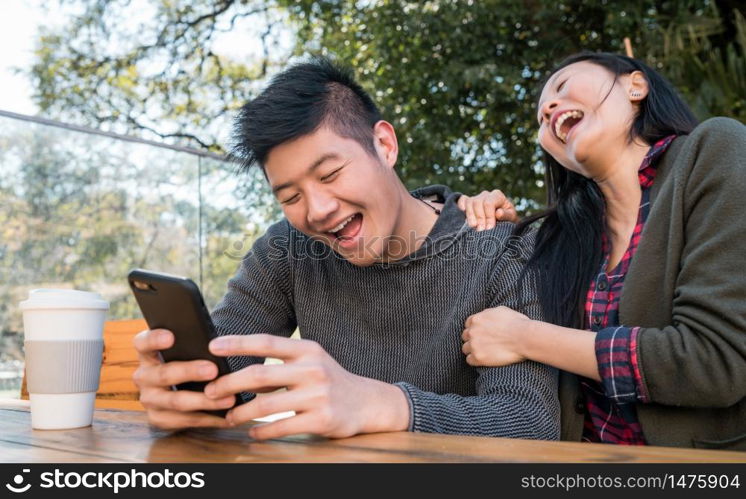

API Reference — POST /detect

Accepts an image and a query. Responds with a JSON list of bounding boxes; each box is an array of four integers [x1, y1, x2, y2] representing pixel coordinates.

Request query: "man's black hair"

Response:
[[231, 56, 382, 172]]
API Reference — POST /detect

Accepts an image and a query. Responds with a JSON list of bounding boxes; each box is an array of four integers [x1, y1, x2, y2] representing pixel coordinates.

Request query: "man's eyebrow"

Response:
[[271, 152, 342, 194]]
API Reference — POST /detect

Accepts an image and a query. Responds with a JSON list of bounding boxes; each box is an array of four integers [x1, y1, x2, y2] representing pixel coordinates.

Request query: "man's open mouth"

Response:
[[553, 110, 584, 143], [326, 213, 363, 242]]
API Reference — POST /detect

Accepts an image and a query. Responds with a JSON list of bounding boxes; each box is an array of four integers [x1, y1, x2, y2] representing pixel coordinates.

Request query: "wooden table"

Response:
[[1, 401, 745, 463]]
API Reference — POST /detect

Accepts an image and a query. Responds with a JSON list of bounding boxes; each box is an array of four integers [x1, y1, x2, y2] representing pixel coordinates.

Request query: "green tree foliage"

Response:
[[282, 0, 746, 204], [30, 0, 290, 151], [659, 7, 746, 119], [28, 0, 746, 206]]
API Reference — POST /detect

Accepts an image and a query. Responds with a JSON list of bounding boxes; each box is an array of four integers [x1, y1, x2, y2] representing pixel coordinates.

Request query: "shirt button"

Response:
[[597, 279, 608, 291], [575, 397, 586, 414]]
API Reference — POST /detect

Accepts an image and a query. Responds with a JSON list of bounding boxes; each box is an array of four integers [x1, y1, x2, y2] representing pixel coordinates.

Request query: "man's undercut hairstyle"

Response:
[[231, 56, 382, 172]]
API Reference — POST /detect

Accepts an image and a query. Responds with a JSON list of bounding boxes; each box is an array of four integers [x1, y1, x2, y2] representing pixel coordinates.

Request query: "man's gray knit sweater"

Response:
[[211, 185, 559, 439]]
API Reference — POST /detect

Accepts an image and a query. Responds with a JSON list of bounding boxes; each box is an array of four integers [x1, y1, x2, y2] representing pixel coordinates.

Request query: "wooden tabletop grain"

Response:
[[1, 402, 744, 463]]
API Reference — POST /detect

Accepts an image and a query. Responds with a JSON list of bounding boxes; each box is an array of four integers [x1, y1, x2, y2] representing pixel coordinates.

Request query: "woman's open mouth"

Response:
[[553, 110, 584, 143]]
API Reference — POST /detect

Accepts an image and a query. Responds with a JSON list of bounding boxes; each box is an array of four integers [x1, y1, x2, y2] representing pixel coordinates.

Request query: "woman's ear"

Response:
[[372, 120, 398, 169], [627, 71, 649, 102]]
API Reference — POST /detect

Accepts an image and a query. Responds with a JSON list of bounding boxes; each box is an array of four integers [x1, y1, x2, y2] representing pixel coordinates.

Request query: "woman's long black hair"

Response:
[[518, 52, 699, 328]]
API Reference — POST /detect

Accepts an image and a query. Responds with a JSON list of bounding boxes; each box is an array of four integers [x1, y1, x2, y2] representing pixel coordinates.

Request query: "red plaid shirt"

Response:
[[581, 135, 676, 445]]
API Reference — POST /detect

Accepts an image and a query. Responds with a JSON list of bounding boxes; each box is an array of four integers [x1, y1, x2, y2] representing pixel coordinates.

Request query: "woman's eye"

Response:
[[557, 79, 567, 92]]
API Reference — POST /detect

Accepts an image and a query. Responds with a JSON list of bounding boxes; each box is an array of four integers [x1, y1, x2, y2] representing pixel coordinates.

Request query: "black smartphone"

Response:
[[127, 268, 241, 416]]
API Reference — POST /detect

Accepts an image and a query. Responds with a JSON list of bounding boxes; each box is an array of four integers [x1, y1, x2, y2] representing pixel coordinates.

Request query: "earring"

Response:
[[631, 90, 642, 98]]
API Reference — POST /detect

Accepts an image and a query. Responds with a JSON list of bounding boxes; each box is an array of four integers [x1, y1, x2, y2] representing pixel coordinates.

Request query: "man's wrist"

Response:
[[359, 378, 411, 434]]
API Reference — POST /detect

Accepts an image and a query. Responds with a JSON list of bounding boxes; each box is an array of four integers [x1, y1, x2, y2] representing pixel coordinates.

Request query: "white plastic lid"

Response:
[[19, 289, 110, 311]]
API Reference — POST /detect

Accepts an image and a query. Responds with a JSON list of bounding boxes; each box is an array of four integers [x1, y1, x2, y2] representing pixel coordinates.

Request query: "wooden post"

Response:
[[624, 37, 634, 58]]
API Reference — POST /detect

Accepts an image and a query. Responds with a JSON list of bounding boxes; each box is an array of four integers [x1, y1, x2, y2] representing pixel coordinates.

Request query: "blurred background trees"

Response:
[[2, 0, 744, 396], [0, 113, 271, 389], [28, 0, 746, 207]]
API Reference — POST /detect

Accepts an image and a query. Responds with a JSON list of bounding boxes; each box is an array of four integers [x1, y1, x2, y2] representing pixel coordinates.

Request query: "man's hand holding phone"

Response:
[[202, 334, 411, 440], [132, 328, 236, 430]]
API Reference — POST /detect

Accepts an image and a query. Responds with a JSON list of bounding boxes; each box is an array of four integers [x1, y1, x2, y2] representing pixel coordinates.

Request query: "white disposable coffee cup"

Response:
[[20, 289, 109, 430]]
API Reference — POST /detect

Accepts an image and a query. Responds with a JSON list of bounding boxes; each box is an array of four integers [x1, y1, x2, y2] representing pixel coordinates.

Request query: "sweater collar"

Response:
[[376, 184, 469, 267]]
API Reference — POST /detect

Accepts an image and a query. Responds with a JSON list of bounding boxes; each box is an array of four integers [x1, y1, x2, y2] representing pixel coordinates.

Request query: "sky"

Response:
[[0, 0, 59, 115]]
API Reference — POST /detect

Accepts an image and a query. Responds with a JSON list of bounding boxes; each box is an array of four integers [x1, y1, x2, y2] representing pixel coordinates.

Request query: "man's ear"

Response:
[[627, 70, 649, 102], [372, 120, 398, 168]]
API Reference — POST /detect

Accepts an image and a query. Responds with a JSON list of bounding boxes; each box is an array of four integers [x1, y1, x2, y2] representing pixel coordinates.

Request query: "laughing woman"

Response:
[[459, 52, 746, 449]]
